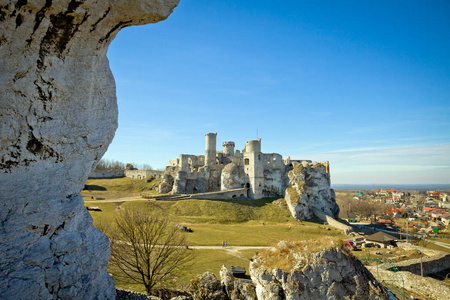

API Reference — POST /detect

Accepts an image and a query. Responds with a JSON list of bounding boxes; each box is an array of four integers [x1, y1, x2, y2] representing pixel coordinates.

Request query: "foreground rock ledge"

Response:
[[0, 1, 179, 298], [249, 237, 389, 299]]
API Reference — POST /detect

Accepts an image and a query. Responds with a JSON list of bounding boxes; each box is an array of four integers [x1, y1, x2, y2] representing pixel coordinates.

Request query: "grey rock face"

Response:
[[220, 266, 256, 300], [0, 0, 179, 298], [249, 238, 389, 300], [189, 272, 228, 300], [172, 171, 188, 194], [159, 174, 175, 194], [284, 161, 339, 220], [221, 163, 246, 190]]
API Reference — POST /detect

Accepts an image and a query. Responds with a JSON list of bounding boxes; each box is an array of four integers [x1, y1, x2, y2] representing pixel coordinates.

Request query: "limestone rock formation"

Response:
[[189, 268, 256, 300], [220, 266, 257, 300], [249, 237, 389, 300], [189, 272, 228, 300], [284, 161, 339, 220], [0, 0, 179, 298], [172, 171, 188, 194], [221, 163, 246, 190], [159, 174, 175, 194]]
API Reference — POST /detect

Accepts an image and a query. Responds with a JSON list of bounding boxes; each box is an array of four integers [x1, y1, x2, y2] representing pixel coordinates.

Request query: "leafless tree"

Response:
[[95, 158, 125, 170], [109, 208, 194, 294]]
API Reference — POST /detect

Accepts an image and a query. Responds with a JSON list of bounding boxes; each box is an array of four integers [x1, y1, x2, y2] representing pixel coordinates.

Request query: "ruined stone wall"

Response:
[[391, 243, 450, 275], [125, 169, 163, 179], [0, 1, 179, 298], [89, 169, 125, 179], [368, 267, 450, 300], [262, 153, 287, 197]]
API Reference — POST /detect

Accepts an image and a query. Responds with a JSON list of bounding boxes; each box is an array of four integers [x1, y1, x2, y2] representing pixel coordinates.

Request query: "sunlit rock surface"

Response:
[[0, 0, 179, 298], [284, 161, 339, 220], [249, 238, 389, 300]]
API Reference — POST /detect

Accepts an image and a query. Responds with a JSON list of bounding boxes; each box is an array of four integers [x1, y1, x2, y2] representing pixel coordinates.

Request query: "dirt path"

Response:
[[84, 196, 147, 203], [188, 246, 270, 250]]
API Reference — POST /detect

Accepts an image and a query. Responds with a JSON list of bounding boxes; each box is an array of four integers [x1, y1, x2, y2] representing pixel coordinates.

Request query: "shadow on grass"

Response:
[[84, 184, 107, 191]]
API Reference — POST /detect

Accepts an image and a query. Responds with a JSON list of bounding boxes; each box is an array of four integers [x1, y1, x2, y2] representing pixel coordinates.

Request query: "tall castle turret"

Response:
[[222, 141, 235, 156], [205, 133, 217, 167], [243, 139, 264, 199]]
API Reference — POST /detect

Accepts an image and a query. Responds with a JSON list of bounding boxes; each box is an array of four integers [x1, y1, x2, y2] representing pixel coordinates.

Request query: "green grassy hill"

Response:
[[83, 177, 345, 291]]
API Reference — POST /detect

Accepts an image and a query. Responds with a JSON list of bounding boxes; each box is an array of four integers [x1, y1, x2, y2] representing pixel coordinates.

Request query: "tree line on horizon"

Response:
[[94, 158, 154, 171]]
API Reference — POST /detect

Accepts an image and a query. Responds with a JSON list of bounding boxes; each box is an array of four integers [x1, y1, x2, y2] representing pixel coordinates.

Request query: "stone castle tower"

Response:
[[222, 141, 235, 156], [243, 139, 264, 199], [205, 132, 217, 167]]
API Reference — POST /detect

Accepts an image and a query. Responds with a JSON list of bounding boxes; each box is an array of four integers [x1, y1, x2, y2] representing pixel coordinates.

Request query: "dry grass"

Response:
[[255, 236, 340, 271], [81, 177, 160, 200]]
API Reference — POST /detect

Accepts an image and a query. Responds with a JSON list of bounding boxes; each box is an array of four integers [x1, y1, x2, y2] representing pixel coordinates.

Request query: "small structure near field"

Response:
[[365, 232, 397, 248]]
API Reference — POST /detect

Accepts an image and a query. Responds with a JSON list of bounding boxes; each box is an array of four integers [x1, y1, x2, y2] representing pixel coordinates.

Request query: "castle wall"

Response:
[[192, 188, 248, 200], [263, 169, 285, 197], [125, 169, 163, 179], [263, 153, 285, 169], [88, 169, 125, 179]]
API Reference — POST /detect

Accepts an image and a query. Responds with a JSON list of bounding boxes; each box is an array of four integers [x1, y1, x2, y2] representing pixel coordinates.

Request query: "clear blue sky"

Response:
[[104, 0, 450, 184]]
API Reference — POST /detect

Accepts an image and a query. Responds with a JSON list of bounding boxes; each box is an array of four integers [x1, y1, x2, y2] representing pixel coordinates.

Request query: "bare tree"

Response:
[[351, 200, 386, 221], [109, 209, 194, 294], [95, 158, 125, 170]]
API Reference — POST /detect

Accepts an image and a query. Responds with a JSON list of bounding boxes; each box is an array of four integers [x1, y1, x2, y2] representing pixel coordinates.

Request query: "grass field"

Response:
[[83, 178, 347, 290], [83, 177, 450, 293], [82, 177, 160, 200]]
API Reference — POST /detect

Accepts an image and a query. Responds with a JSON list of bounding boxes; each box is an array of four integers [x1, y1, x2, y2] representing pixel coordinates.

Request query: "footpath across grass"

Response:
[[83, 178, 343, 290]]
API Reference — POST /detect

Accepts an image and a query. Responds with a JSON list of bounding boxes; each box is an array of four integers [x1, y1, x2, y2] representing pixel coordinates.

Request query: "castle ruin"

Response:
[[158, 133, 330, 200]]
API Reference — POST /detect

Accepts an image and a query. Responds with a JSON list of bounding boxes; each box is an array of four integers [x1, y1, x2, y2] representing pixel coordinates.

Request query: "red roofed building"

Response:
[[386, 207, 402, 216]]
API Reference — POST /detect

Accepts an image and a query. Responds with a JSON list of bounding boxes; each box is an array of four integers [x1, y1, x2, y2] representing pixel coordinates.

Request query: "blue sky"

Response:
[[103, 0, 450, 184]]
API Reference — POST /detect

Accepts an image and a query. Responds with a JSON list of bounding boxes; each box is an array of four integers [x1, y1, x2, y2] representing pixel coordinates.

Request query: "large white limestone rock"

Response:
[[0, 0, 179, 298], [221, 163, 246, 190], [284, 161, 339, 220], [249, 237, 389, 300]]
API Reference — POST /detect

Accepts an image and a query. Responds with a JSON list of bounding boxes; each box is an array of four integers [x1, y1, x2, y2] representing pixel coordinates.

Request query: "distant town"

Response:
[[336, 188, 450, 240]]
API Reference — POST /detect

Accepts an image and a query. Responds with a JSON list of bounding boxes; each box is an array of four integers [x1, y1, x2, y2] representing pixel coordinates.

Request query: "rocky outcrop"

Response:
[[189, 272, 228, 300], [220, 266, 257, 300], [249, 237, 389, 299], [164, 168, 216, 195], [159, 174, 175, 194], [221, 163, 246, 190], [284, 161, 339, 220], [189, 268, 256, 300], [0, 0, 179, 298]]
